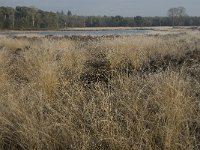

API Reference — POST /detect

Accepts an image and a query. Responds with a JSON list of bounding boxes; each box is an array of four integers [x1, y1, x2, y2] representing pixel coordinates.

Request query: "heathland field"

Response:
[[0, 32, 200, 149]]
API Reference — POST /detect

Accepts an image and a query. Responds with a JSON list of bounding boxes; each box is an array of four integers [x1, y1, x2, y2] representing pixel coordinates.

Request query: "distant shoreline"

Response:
[[0, 26, 173, 32], [0, 26, 198, 32], [0, 26, 199, 38]]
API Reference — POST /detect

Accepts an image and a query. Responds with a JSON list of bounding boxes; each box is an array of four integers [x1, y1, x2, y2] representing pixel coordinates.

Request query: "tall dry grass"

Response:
[[0, 33, 200, 150]]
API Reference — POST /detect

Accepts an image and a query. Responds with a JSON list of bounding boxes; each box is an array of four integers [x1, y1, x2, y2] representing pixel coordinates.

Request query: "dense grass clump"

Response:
[[0, 33, 200, 150]]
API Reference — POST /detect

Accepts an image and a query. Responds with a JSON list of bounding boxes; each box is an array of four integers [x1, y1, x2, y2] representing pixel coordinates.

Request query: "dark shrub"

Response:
[[81, 52, 111, 86]]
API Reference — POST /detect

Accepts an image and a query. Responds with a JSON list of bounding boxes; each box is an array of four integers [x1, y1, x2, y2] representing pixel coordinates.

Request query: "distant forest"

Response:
[[1, 6, 200, 30]]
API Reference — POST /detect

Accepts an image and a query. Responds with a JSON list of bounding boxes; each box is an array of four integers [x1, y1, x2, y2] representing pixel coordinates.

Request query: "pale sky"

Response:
[[0, 0, 199, 17]]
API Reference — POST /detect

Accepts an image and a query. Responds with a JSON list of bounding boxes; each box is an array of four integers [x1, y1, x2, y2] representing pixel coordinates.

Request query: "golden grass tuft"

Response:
[[0, 37, 30, 50], [99, 36, 175, 70]]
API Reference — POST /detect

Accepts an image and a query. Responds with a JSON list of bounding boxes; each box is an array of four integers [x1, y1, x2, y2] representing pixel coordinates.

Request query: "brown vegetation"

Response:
[[0, 33, 200, 150]]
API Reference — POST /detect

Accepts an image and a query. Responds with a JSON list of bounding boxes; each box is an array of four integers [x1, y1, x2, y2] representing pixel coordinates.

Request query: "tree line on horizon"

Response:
[[0, 6, 200, 30]]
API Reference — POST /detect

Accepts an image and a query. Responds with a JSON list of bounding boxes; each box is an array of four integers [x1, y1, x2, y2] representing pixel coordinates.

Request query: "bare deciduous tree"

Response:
[[30, 6, 38, 27], [168, 7, 187, 27]]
